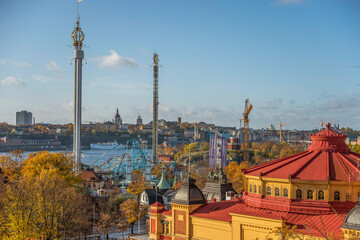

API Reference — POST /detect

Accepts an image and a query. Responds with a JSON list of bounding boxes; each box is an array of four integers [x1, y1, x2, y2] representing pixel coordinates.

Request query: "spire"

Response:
[[157, 167, 171, 190], [116, 108, 119, 115], [172, 174, 178, 188]]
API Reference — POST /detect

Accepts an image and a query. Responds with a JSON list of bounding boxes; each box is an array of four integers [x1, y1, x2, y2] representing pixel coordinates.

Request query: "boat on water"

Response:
[[90, 141, 126, 150]]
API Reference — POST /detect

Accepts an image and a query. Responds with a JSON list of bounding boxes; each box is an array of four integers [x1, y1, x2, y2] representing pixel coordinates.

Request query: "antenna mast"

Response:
[[152, 53, 159, 164]]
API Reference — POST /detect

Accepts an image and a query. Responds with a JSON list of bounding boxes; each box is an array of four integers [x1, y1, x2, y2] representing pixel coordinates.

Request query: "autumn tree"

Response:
[[127, 169, 149, 196], [151, 164, 174, 181], [0, 150, 23, 182], [21, 151, 81, 185], [266, 224, 304, 240], [96, 213, 113, 240], [120, 199, 147, 234], [189, 165, 208, 190], [200, 142, 210, 152], [224, 161, 251, 193], [0, 151, 91, 239]]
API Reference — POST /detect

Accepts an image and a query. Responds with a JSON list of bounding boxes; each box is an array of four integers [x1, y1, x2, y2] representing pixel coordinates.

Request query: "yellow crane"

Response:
[[243, 99, 253, 162], [277, 122, 289, 143], [317, 120, 337, 131]]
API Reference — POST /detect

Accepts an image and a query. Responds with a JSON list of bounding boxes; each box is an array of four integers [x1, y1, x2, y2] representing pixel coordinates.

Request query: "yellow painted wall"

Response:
[[231, 213, 283, 240], [191, 217, 232, 240]]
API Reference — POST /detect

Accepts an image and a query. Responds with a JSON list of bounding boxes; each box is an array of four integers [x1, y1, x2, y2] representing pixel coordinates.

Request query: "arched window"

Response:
[[307, 190, 313, 200], [259, 186, 261, 195], [254, 185, 257, 193], [249, 184, 252, 193], [296, 189, 302, 199], [275, 187, 280, 197], [266, 187, 271, 196], [318, 190, 324, 200], [334, 191, 340, 201], [283, 188, 288, 198]]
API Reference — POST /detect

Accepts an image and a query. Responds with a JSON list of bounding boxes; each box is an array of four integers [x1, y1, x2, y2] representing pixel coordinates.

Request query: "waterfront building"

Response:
[[16, 110, 32, 125], [148, 123, 360, 240]]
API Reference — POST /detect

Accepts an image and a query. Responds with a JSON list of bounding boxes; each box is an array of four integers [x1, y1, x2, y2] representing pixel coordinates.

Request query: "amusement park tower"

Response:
[[71, 4, 85, 172], [152, 53, 159, 164]]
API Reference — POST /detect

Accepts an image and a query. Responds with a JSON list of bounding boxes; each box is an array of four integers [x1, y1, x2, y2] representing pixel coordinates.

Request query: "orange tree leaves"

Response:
[[224, 161, 251, 194]]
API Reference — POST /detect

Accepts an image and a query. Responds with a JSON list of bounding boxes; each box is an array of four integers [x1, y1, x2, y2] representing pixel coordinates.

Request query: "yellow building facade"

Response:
[[148, 124, 360, 240]]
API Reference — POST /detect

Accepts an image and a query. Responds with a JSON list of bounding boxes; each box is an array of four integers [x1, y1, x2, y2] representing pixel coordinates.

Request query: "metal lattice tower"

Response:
[[243, 99, 253, 162], [71, 2, 85, 172], [152, 53, 159, 164]]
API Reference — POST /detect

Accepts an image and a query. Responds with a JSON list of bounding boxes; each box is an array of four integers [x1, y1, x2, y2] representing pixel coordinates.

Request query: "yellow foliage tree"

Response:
[[120, 199, 147, 234], [0, 150, 23, 182], [20, 151, 81, 185], [224, 161, 251, 193], [127, 169, 149, 196]]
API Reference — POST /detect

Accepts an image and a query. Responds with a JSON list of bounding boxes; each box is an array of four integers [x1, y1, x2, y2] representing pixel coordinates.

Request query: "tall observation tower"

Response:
[[152, 53, 159, 164], [71, 5, 85, 172]]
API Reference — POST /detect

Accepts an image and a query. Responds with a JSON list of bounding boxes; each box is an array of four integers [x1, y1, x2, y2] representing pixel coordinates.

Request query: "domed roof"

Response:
[[342, 202, 360, 230], [171, 177, 206, 205], [244, 124, 360, 182]]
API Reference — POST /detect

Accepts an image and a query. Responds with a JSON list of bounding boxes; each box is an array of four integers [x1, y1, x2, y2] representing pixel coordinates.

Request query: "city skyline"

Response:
[[0, 0, 359, 130]]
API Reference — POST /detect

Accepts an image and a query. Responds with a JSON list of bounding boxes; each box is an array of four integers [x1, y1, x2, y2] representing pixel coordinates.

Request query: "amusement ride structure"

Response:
[[89, 139, 152, 182]]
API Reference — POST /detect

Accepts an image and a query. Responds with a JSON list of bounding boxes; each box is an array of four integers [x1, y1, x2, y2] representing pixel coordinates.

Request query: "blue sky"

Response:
[[0, 0, 359, 130]]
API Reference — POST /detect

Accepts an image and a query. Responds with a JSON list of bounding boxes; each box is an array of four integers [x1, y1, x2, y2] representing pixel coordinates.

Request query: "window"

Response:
[[267, 187, 271, 196], [283, 188, 288, 198], [162, 222, 169, 235], [249, 184, 252, 193], [307, 190, 313, 200], [275, 187, 280, 197], [334, 191, 340, 201], [259, 186, 261, 195], [318, 190, 324, 200], [296, 189, 302, 199], [254, 185, 257, 193]]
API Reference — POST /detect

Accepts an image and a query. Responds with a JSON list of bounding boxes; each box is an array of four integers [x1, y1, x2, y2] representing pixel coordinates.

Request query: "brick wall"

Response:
[[174, 210, 186, 235]]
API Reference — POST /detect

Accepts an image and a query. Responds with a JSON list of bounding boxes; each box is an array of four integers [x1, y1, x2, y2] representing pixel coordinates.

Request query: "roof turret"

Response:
[[157, 167, 171, 190], [307, 123, 349, 153], [171, 177, 206, 205], [342, 202, 360, 231]]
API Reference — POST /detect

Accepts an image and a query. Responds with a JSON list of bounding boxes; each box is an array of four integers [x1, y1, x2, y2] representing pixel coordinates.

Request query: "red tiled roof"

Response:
[[244, 124, 360, 182], [162, 210, 172, 215], [80, 170, 101, 182], [151, 202, 165, 207], [190, 199, 346, 238]]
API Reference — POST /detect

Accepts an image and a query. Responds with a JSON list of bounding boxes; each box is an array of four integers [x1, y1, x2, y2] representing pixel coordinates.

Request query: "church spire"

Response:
[[157, 166, 171, 190]]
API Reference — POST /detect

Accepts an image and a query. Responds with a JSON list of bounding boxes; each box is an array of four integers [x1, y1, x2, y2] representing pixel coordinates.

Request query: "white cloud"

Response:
[[98, 50, 138, 68], [46, 61, 60, 71], [1, 76, 25, 87], [62, 99, 74, 112], [32, 75, 49, 83], [0, 59, 31, 67], [272, 0, 303, 5]]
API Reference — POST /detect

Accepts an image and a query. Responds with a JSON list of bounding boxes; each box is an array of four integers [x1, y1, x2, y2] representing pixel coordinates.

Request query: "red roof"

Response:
[[191, 199, 346, 238], [80, 170, 101, 182], [151, 202, 165, 207], [244, 124, 360, 182]]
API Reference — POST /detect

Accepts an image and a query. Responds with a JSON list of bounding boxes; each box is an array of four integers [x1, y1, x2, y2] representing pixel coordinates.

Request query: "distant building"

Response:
[[16, 110, 32, 125], [227, 137, 241, 150], [177, 117, 181, 124], [136, 114, 143, 125], [113, 108, 122, 126]]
